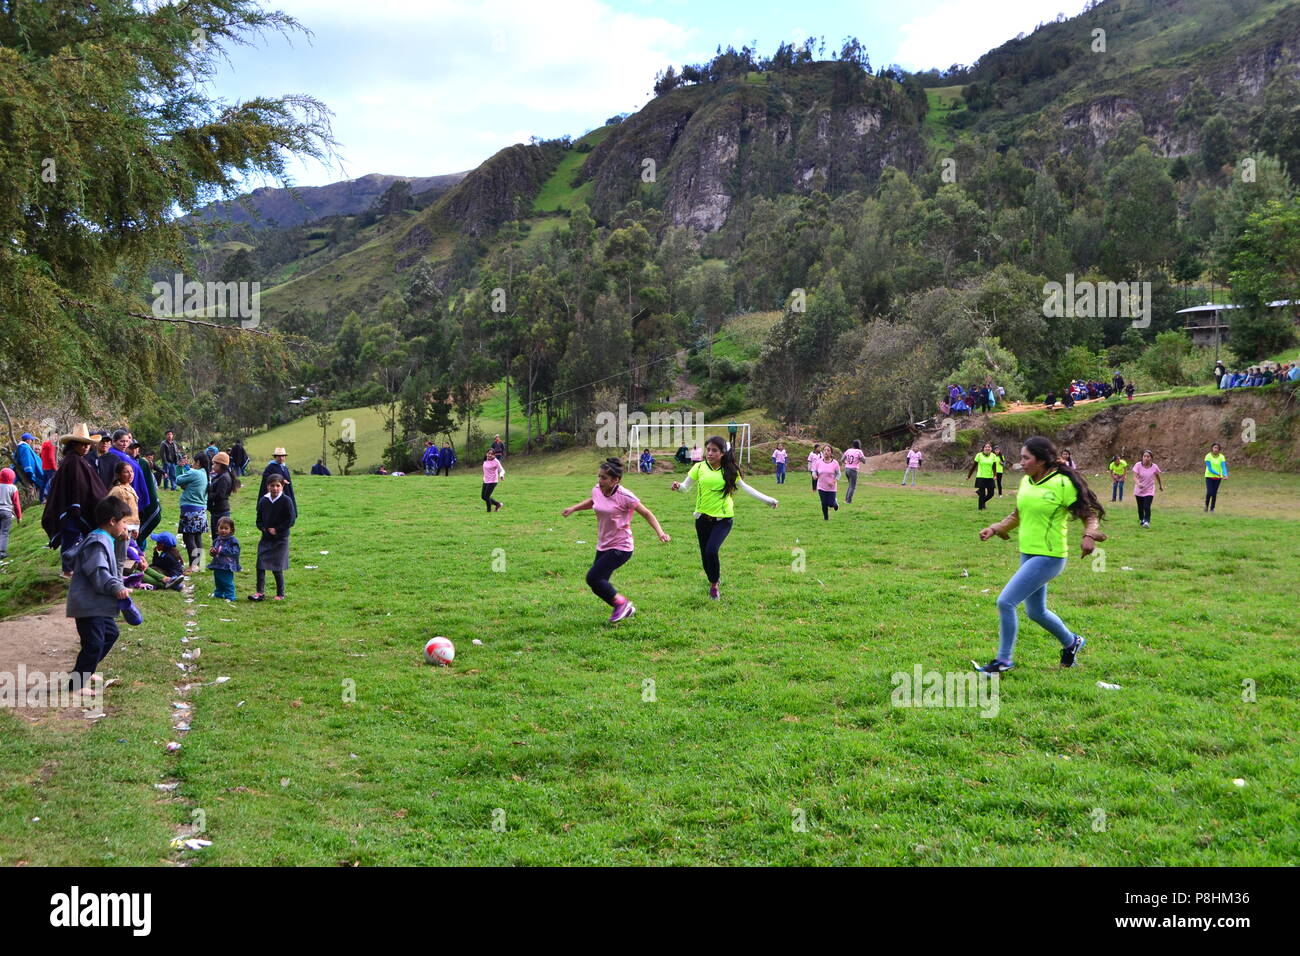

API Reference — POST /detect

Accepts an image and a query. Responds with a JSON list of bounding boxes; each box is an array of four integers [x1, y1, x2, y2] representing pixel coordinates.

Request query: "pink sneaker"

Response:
[[610, 600, 636, 623]]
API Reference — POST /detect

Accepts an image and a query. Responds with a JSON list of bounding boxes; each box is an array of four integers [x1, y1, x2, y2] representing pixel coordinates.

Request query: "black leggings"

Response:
[[995, 471, 1003, 495], [975, 477, 996, 509], [587, 549, 633, 606], [439, 464, 451, 476], [818, 489, 838, 520], [481, 482, 500, 512], [694, 515, 733, 585], [1136, 494, 1153, 524], [256, 568, 285, 597], [1205, 477, 1221, 510]]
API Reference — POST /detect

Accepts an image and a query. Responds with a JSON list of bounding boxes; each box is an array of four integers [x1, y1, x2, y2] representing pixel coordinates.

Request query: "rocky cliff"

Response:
[[578, 65, 927, 233]]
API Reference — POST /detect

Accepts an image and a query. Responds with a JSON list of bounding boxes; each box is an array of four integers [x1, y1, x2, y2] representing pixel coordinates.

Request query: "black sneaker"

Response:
[[974, 658, 1015, 674], [1060, 635, 1086, 668]]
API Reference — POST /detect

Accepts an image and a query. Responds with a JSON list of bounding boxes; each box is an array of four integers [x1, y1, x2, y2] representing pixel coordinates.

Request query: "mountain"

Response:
[[931, 0, 1300, 161], [189, 171, 469, 230]]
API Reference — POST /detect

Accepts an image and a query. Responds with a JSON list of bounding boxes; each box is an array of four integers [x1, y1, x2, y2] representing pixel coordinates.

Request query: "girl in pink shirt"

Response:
[[562, 457, 671, 623], [1131, 450, 1164, 528], [814, 446, 841, 520], [481, 450, 505, 512], [902, 447, 923, 486], [841, 440, 866, 503], [807, 444, 822, 491]]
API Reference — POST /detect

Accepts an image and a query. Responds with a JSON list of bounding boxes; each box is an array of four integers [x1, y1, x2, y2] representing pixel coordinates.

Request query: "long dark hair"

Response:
[[1022, 436, 1105, 522], [113, 459, 133, 484], [705, 435, 740, 497]]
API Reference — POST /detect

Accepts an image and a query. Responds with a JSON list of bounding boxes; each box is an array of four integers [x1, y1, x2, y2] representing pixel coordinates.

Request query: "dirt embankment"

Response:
[[866, 390, 1298, 472]]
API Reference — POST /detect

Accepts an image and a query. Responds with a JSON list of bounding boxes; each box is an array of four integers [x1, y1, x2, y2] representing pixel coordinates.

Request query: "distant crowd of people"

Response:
[[938, 382, 1004, 417], [1215, 359, 1298, 389]]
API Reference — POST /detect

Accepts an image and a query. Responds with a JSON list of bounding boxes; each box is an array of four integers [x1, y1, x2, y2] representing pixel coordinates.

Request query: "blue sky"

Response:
[[208, 0, 1089, 188]]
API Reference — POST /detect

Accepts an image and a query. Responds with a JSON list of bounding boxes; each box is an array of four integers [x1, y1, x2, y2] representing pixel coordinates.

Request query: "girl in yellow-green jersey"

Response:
[[671, 435, 777, 601], [1204, 442, 1228, 512], [975, 436, 1107, 674]]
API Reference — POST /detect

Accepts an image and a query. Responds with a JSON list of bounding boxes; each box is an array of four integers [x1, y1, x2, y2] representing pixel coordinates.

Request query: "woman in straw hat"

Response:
[[41, 424, 109, 577]]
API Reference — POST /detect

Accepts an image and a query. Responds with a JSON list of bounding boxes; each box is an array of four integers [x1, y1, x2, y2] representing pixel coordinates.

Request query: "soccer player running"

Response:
[[841, 440, 866, 504], [1131, 450, 1164, 528], [974, 436, 1107, 674], [562, 457, 670, 623], [814, 445, 841, 520], [965, 442, 1000, 510], [671, 435, 777, 601]]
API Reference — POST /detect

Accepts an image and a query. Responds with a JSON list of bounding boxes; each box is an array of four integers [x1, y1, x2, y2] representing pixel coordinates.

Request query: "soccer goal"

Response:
[[628, 421, 751, 465]]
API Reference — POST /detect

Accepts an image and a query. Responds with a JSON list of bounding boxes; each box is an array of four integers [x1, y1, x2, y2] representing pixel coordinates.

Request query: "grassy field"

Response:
[[1, 457, 1296, 865], [244, 384, 527, 472], [532, 127, 611, 214]]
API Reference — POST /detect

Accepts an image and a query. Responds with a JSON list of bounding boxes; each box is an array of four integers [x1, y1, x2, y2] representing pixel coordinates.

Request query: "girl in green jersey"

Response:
[[671, 435, 777, 601], [975, 436, 1107, 673], [966, 442, 1000, 510]]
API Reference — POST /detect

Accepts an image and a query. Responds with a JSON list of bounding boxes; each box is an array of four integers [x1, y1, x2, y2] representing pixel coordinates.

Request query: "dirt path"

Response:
[[0, 604, 102, 726]]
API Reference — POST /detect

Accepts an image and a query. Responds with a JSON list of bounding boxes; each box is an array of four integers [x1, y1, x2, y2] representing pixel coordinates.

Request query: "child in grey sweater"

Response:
[[67, 495, 132, 692]]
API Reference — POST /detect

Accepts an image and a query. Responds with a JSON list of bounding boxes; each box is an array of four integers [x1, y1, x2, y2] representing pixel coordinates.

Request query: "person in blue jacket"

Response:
[[422, 441, 440, 476], [439, 445, 456, 477], [14, 433, 45, 500]]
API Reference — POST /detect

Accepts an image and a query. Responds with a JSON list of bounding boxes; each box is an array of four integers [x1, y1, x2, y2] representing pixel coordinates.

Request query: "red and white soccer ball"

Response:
[[424, 636, 455, 666]]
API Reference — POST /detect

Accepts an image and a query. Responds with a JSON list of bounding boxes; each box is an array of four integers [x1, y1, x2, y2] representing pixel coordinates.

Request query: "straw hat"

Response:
[[273, 447, 288, 457], [60, 423, 94, 446]]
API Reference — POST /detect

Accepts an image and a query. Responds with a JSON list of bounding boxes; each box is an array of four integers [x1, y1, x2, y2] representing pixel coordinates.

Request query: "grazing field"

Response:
[[0, 462, 1296, 865]]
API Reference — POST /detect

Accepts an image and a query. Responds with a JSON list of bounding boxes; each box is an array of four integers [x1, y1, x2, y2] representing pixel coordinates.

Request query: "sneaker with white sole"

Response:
[[708, 583, 720, 601], [1060, 635, 1086, 668], [610, 600, 636, 623], [973, 658, 1015, 674]]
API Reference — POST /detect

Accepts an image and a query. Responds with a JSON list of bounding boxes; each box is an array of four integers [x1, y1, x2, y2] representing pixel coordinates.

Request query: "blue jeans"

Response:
[[163, 462, 177, 490], [1112, 479, 1124, 502], [996, 553, 1076, 662], [775, 462, 786, 484]]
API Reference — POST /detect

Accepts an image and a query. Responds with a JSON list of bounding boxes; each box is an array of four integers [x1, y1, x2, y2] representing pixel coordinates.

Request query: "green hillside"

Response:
[[532, 126, 611, 213], [245, 384, 527, 472]]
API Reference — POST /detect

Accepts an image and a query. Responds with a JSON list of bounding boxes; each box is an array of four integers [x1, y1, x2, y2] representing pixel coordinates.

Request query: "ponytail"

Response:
[[705, 436, 740, 497], [1022, 436, 1106, 523], [599, 457, 624, 481]]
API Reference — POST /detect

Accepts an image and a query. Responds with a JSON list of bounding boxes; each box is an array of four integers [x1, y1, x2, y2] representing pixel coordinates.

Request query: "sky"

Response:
[[207, 0, 1091, 188]]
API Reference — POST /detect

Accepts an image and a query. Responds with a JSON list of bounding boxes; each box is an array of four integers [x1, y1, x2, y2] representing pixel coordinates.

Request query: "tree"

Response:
[[329, 437, 357, 476], [0, 0, 335, 412], [315, 405, 333, 464], [940, 338, 1026, 402], [1200, 114, 1233, 175], [1227, 198, 1300, 358], [1101, 147, 1178, 274]]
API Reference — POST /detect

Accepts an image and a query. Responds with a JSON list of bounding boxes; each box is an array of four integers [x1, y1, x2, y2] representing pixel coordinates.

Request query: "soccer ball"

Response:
[[424, 636, 455, 666]]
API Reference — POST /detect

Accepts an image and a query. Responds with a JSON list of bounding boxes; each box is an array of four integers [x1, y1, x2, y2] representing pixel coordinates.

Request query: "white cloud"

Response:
[[212, 0, 701, 185], [893, 0, 1090, 72]]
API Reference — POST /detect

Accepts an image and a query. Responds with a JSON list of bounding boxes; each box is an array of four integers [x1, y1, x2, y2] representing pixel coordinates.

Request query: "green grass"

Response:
[[710, 310, 781, 364], [532, 127, 610, 213], [2, 463, 1296, 865], [245, 384, 527, 472]]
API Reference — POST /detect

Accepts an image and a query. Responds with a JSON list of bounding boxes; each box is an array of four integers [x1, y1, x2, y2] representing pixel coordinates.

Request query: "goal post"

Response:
[[627, 422, 751, 466]]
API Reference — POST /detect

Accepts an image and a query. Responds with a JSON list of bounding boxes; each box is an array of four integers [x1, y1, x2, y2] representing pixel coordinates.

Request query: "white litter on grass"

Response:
[[1232, 778, 1247, 787], [174, 663, 188, 672], [319, 550, 329, 555], [180, 636, 189, 644], [303, 565, 319, 570], [1097, 681, 1123, 690], [165, 741, 181, 752], [1121, 566, 1134, 571], [280, 778, 291, 788], [472, 639, 483, 646], [219, 618, 234, 622], [170, 837, 212, 851], [213, 676, 230, 684], [960, 569, 969, 577], [576, 540, 586, 544], [174, 723, 191, 733], [981, 588, 992, 594], [172, 702, 190, 710], [237, 700, 245, 707], [154, 782, 179, 792]]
